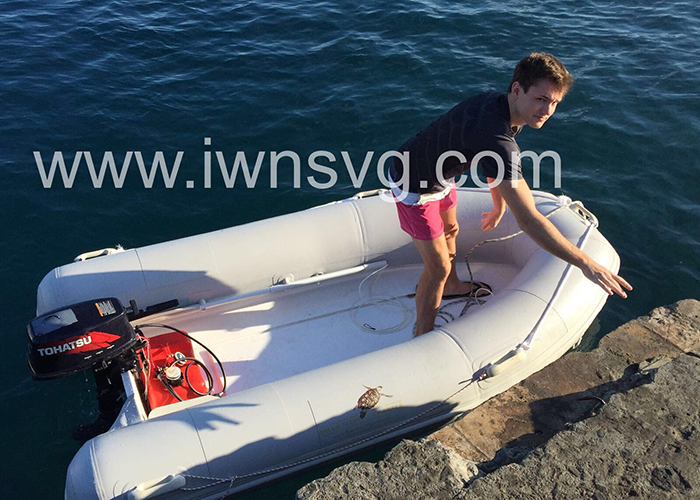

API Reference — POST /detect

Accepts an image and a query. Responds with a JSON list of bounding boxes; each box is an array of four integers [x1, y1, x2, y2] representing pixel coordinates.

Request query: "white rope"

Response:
[[350, 263, 413, 334]]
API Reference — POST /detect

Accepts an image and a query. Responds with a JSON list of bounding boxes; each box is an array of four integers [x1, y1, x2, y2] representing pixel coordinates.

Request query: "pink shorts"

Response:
[[394, 188, 457, 240]]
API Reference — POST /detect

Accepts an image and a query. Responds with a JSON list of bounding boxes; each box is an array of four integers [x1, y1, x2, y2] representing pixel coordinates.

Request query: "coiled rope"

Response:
[[350, 263, 414, 334]]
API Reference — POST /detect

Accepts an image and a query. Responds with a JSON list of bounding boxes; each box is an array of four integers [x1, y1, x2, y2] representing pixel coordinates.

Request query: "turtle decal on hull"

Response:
[[356, 385, 392, 419]]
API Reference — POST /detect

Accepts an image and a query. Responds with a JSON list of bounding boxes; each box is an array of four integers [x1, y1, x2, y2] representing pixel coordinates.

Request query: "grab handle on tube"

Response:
[[485, 347, 528, 378], [127, 474, 186, 500]]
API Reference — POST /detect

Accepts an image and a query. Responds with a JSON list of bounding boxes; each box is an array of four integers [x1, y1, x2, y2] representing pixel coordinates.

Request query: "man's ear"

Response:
[[511, 81, 522, 96]]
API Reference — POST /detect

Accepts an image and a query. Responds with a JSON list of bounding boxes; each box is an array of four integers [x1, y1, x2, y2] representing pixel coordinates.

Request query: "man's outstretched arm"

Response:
[[496, 179, 632, 298]]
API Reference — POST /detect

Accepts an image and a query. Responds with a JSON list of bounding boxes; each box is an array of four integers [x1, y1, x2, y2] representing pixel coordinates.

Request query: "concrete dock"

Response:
[[297, 299, 700, 499]]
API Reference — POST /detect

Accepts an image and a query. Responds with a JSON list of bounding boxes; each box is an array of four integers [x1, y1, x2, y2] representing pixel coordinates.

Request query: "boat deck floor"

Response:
[[143, 262, 520, 397]]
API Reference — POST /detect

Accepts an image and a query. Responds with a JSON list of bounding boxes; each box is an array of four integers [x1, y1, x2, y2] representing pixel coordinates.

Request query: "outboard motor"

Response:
[[27, 298, 145, 440], [27, 298, 140, 380]]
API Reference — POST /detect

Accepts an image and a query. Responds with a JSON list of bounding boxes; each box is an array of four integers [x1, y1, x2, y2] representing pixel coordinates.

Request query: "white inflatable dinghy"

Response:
[[27, 188, 619, 500]]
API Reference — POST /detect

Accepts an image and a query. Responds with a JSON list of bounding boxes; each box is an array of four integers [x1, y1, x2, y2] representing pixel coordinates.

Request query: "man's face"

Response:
[[511, 79, 565, 129]]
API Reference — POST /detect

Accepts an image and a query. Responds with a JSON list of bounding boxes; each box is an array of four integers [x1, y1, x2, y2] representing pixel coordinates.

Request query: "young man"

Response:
[[389, 52, 632, 337]]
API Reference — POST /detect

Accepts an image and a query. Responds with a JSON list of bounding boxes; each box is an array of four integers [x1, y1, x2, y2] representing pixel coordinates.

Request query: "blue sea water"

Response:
[[1, 0, 699, 498]]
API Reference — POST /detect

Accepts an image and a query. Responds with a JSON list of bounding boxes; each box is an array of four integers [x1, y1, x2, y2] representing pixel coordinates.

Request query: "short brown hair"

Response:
[[508, 52, 573, 94]]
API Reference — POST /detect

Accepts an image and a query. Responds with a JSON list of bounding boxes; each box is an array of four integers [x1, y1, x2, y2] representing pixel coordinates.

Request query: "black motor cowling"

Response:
[[27, 298, 139, 380]]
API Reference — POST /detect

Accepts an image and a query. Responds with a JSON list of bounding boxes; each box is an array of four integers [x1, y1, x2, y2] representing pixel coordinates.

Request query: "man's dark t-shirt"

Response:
[[389, 91, 524, 195]]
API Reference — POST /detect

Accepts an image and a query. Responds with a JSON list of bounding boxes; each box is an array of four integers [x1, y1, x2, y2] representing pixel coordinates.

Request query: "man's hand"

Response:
[[484, 177, 506, 231], [481, 209, 505, 231], [579, 256, 633, 298], [496, 178, 632, 299]]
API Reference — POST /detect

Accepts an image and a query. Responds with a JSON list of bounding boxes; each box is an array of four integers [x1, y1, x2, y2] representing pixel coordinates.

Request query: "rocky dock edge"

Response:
[[296, 299, 700, 500]]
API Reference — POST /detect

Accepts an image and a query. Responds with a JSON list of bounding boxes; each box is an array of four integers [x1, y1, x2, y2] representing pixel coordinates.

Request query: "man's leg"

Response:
[[394, 188, 475, 336], [439, 205, 476, 296], [412, 235, 452, 337]]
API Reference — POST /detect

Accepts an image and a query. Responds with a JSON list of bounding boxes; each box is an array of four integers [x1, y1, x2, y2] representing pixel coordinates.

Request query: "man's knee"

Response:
[[443, 221, 459, 239], [424, 254, 451, 282]]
